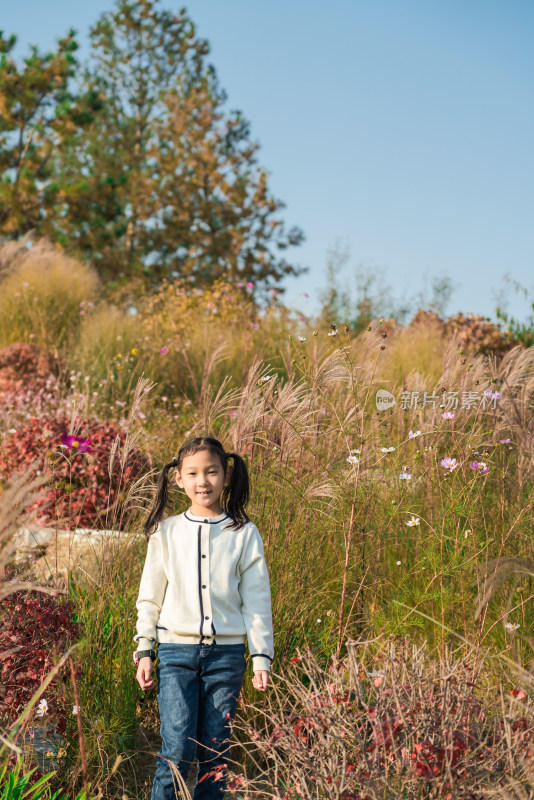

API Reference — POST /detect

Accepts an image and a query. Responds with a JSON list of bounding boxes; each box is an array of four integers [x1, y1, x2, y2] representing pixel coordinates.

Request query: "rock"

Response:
[[14, 526, 144, 585]]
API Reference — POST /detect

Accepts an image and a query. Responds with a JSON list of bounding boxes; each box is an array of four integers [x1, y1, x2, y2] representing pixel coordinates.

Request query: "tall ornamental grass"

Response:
[[0, 241, 100, 352]]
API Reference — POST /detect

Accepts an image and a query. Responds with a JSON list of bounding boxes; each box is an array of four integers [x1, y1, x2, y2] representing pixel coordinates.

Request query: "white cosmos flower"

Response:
[[328, 330, 338, 336], [298, 336, 306, 342], [505, 622, 520, 631], [408, 430, 421, 439], [350, 448, 361, 454], [406, 516, 420, 526], [381, 446, 395, 453], [368, 670, 385, 678], [347, 455, 359, 464], [72, 705, 79, 715], [36, 698, 48, 717], [396, 560, 402, 566]]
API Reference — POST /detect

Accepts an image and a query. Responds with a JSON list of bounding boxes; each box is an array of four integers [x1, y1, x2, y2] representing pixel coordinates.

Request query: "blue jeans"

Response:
[[150, 642, 247, 800]]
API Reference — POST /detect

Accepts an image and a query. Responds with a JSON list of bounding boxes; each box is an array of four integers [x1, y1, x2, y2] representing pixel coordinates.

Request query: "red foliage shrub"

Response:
[[0, 342, 61, 394], [0, 416, 149, 529], [0, 589, 81, 735]]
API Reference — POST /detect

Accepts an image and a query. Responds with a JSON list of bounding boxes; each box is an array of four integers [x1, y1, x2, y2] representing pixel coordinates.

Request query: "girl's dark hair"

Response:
[[143, 436, 250, 540]]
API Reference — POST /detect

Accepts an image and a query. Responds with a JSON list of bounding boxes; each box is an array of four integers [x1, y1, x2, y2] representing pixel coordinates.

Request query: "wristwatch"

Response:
[[133, 649, 156, 666]]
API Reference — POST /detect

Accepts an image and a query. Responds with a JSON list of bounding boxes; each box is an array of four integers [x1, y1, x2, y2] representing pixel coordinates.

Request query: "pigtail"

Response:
[[221, 452, 250, 530], [144, 457, 178, 541]]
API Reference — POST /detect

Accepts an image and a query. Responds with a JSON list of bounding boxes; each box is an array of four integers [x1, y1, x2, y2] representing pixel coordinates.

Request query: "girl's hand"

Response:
[[252, 669, 270, 691], [136, 657, 155, 691]]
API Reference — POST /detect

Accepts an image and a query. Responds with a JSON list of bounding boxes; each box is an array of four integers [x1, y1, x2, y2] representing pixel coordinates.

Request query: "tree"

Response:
[[50, 0, 306, 297], [0, 29, 99, 239]]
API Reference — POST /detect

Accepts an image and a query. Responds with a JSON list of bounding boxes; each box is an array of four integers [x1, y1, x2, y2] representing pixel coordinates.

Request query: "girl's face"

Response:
[[174, 449, 231, 516]]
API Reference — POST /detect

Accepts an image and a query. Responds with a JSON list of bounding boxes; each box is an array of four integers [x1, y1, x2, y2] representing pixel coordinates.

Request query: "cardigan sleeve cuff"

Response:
[[251, 654, 272, 673], [134, 637, 155, 653]]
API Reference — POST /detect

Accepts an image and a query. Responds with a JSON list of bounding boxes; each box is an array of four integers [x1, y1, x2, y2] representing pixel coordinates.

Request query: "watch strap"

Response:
[[133, 649, 156, 665]]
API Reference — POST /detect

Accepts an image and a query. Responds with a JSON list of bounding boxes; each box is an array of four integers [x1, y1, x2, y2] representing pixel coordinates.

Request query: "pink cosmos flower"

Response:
[[61, 434, 92, 453], [469, 461, 489, 475], [440, 456, 459, 472], [159, 347, 168, 355], [236, 282, 244, 288], [250, 322, 259, 329], [246, 282, 254, 289], [230, 410, 237, 418]]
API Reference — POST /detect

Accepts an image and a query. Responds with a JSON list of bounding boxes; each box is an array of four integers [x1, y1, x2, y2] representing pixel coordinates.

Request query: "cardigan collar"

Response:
[[184, 508, 229, 524]]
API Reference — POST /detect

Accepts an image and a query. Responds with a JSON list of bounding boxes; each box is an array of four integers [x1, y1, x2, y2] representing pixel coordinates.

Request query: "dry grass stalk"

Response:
[[0, 468, 62, 600]]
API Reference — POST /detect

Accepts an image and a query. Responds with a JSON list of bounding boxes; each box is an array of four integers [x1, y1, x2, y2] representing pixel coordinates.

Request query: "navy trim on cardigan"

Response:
[[197, 524, 205, 642], [185, 511, 230, 524], [251, 653, 273, 661]]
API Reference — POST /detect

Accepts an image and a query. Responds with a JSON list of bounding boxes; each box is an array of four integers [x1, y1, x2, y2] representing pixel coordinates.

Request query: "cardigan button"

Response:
[[205, 615, 209, 619], [202, 585, 206, 588], [202, 554, 206, 558]]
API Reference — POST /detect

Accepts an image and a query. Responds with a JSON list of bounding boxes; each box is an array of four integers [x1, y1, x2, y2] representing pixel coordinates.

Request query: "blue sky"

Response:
[[4, 0, 534, 324]]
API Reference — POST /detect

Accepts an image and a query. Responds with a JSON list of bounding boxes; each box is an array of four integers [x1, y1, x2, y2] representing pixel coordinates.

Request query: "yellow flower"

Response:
[[131, 347, 139, 356], [116, 353, 122, 358], [117, 365, 123, 371]]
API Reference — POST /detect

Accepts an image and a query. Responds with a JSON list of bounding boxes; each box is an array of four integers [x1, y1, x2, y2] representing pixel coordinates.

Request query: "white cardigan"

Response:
[[133, 509, 274, 673]]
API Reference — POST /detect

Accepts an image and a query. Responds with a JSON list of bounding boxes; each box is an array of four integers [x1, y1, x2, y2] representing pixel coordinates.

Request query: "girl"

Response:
[[133, 436, 274, 800]]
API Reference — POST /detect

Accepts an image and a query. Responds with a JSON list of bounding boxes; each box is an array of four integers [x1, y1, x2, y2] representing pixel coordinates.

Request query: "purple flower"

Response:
[[159, 346, 169, 355], [61, 434, 92, 453], [499, 438, 511, 444], [440, 456, 459, 472]]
